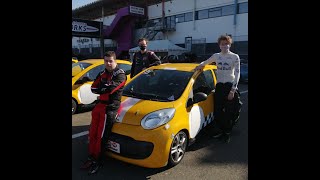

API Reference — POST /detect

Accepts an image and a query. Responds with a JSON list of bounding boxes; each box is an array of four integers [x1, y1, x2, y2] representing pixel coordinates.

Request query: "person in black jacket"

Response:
[[130, 38, 161, 78]]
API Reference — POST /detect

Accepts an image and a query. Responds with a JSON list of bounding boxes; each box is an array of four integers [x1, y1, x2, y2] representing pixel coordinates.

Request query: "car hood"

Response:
[[116, 96, 175, 126]]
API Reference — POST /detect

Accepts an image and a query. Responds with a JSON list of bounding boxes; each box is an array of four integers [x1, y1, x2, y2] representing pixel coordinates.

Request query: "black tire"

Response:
[[72, 99, 77, 115], [168, 131, 188, 167]]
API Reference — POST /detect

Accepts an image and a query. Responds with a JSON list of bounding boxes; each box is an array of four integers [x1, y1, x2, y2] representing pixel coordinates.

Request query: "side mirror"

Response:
[[193, 92, 207, 104], [186, 92, 208, 107], [75, 76, 90, 84], [187, 98, 193, 107], [125, 70, 131, 76], [81, 76, 91, 83]]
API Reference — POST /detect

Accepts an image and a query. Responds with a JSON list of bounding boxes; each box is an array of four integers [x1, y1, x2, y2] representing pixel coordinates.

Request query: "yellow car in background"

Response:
[[106, 63, 217, 168], [72, 58, 78, 64], [72, 59, 132, 114]]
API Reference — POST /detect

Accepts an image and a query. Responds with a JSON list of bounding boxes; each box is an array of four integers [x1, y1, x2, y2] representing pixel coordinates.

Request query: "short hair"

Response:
[[104, 51, 116, 59], [217, 35, 233, 45], [138, 38, 148, 44]]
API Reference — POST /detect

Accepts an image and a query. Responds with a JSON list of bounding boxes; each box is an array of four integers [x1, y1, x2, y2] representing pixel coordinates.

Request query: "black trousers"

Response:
[[99, 109, 117, 161], [214, 82, 240, 134]]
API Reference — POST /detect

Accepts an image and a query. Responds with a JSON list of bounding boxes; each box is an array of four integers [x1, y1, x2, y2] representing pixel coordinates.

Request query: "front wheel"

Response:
[[168, 131, 188, 167], [72, 99, 77, 115]]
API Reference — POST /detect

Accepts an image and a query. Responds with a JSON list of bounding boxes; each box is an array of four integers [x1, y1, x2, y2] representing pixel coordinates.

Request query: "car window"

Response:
[[118, 64, 131, 76], [72, 62, 92, 77], [193, 70, 214, 95], [84, 64, 105, 81], [203, 70, 215, 90], [123, 69, 193, 101]]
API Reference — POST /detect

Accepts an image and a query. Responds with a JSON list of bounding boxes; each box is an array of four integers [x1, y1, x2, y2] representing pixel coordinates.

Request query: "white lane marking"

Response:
[[240, 90, 248, 94], [72, 91, 248, 139], [72, 131, 89, 139]]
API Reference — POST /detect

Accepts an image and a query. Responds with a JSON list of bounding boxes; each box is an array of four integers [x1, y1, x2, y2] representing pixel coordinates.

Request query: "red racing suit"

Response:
[[89, 66, 126, 160]]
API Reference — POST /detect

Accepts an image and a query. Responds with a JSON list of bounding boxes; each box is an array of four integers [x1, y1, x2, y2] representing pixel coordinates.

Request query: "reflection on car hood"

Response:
[[116, 96, 174, 126]]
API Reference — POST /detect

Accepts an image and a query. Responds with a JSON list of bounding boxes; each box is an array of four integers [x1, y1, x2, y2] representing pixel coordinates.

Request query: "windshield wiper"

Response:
[[136, 92, 169, 101], [123, 91, 168, 101], [123, 90, 138, 98]]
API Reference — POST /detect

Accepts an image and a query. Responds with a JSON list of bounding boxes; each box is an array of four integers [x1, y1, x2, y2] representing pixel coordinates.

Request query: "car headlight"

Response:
[[141, 108, 176, 130]]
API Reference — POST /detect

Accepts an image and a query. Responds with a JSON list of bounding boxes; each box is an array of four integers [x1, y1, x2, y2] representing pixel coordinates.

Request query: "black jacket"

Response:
[[130, 51, 161, 78], [91, 66, 126, 110]]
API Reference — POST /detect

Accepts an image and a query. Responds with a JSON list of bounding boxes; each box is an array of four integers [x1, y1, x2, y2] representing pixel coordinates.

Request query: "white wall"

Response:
[[103, 15, 116, 25], [148, 0, 194, 18], [148, 0, 237, 19], [145, 0, 248, 44], [233, 13, 248, 41], [165, 13, 248, 44]]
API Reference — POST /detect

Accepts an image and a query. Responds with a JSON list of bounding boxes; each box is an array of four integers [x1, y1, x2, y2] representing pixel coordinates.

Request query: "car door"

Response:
[[77, 64, 105, 104], [187, 70, 215, 138]]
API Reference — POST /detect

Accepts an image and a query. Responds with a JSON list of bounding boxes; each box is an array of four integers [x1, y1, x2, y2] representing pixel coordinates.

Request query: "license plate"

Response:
[[107, 140, 120, 153]]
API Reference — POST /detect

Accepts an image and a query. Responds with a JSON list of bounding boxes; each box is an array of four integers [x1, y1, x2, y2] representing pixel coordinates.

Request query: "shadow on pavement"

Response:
[[73, 124, 170, 180], [188, 93, 248, 165], [73, 148, 170, 180]]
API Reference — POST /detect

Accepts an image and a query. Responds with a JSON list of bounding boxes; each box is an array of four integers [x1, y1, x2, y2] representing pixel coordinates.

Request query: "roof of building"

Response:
[[72, 0, 171, 20]]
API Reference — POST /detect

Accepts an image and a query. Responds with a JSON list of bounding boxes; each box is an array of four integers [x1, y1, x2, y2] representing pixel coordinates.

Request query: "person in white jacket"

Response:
[[194, 35, 240, 143]]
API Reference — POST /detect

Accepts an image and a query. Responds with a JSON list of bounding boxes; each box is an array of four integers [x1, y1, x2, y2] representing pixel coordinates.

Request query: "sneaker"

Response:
[[88, 161, 102, 175], [80, 159, 93, 170]]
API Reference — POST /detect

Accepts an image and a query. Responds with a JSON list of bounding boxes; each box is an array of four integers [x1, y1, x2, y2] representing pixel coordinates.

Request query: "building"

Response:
[[72, 0, 248, 61]]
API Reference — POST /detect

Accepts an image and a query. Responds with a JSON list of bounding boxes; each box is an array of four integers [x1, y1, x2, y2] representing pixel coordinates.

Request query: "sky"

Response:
[[72, 0, 100, 10]]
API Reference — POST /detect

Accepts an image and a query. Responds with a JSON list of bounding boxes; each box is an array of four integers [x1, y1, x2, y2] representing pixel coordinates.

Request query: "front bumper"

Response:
[[107, 133, 154, 159], [105, 123, 176, 168]]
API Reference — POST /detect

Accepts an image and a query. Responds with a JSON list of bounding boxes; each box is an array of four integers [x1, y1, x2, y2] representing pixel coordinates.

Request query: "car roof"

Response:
[[78, 59, 131, 65], [150, 63, 216, 72]]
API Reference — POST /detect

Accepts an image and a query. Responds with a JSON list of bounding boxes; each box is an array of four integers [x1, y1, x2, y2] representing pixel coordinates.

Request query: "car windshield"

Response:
[[72, 62, 92, 77], [123, 69, 193, 102]]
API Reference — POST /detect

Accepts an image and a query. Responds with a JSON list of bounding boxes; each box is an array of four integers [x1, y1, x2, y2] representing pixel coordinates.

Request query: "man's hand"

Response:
[[194, 65, 205, 72], [99, 83, 110, 94], [227, 91, 235, 101]]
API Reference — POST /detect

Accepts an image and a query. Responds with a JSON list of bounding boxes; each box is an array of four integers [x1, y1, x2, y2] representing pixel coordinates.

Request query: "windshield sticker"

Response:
[[144, 69, 156, 76], [143, 69, 153, 74], [168, 95, 175, 100]]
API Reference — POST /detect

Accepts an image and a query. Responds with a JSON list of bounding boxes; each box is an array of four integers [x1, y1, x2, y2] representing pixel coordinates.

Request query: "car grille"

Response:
[[107, 133, 154, 159]]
